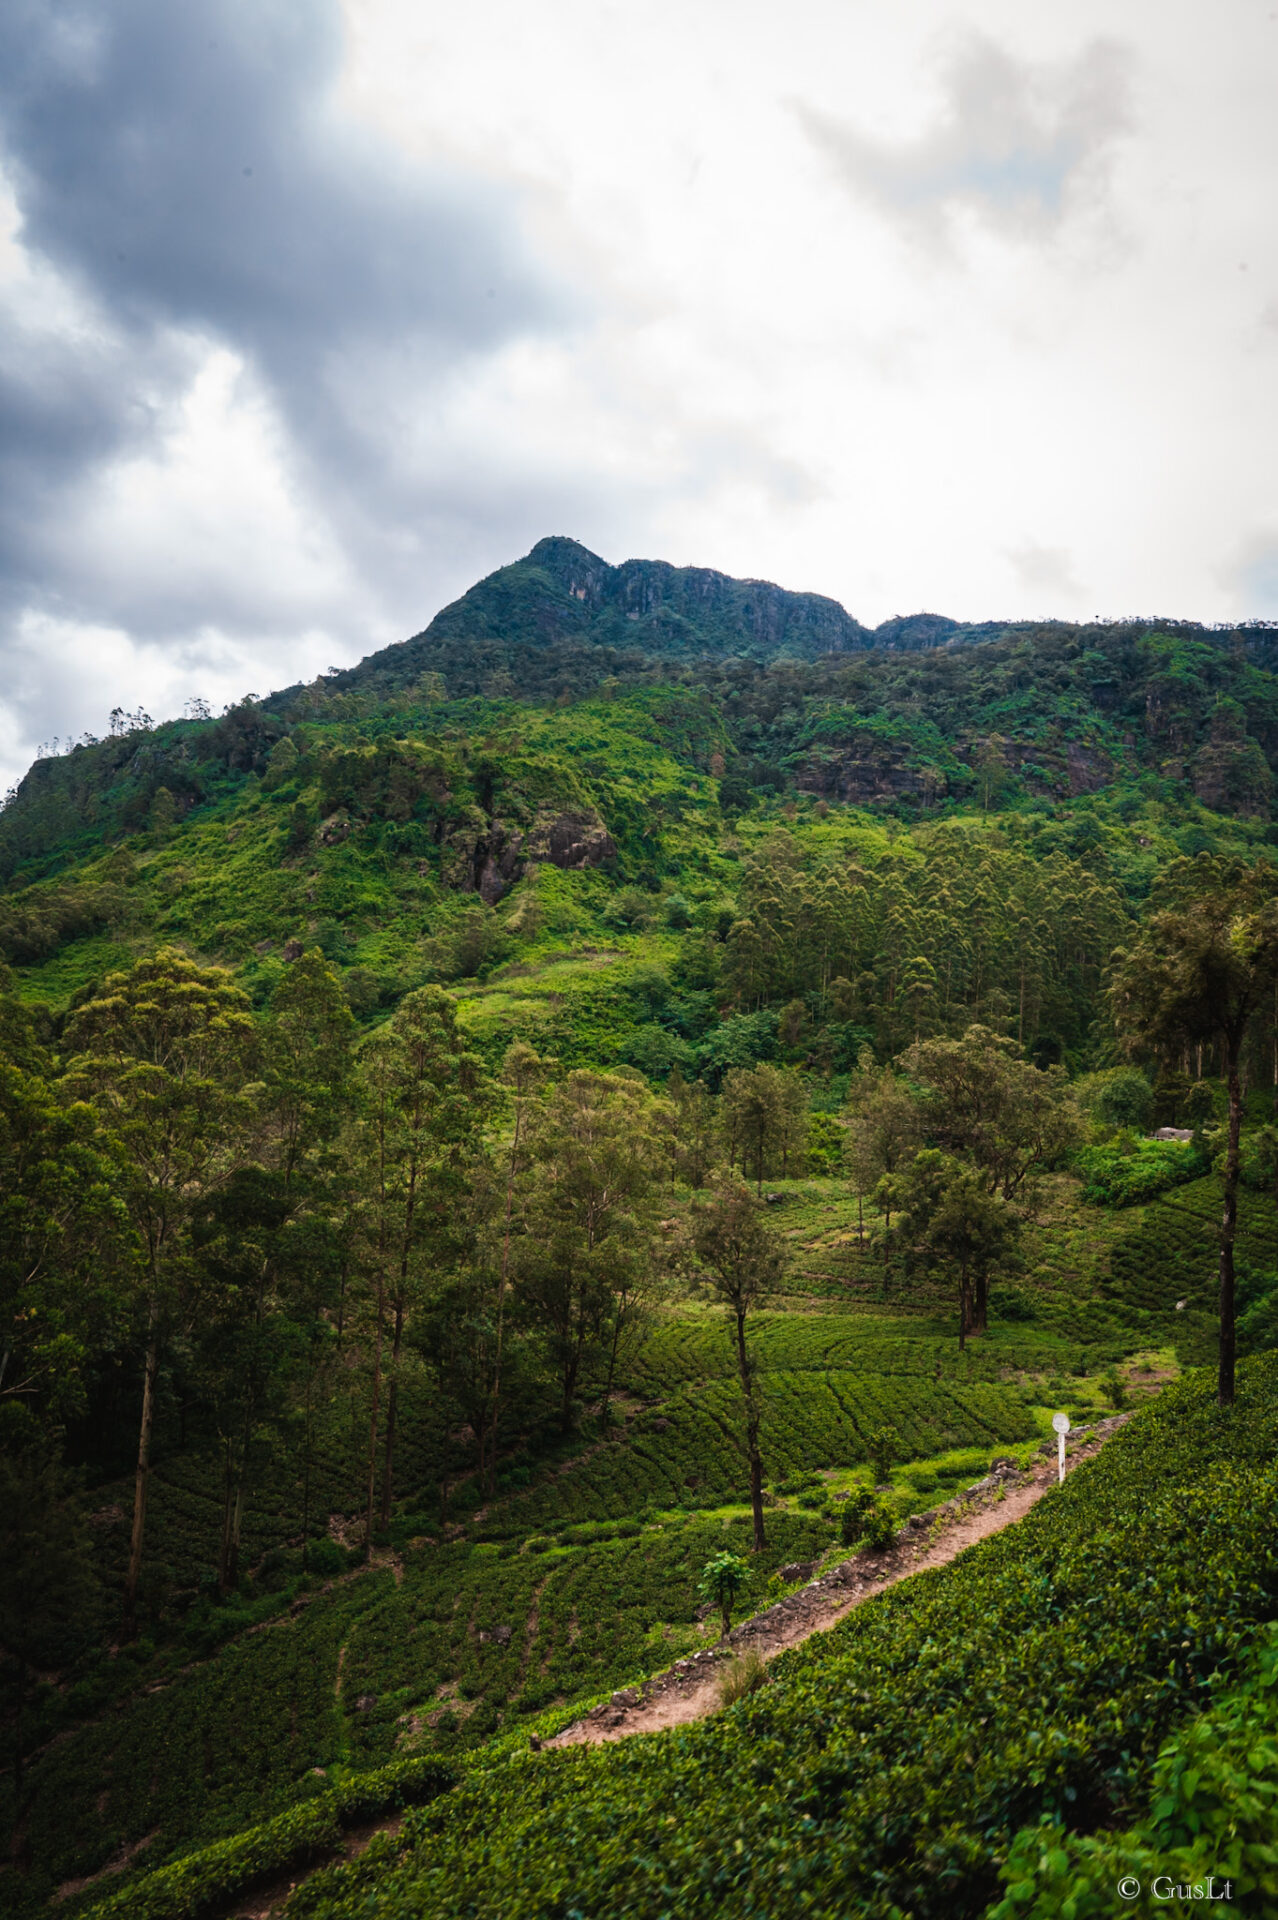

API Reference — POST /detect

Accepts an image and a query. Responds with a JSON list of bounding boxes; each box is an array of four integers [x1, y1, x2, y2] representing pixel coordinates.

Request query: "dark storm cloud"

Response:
[[0, 0, 564, 638], [801, 33, 1132, 247]]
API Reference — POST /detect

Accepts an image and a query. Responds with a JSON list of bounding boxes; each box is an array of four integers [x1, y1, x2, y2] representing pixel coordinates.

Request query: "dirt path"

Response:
[[550, 1416, 1130, 1747]]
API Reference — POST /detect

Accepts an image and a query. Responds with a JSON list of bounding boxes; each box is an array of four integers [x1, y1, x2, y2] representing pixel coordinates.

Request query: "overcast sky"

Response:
[[2, 0, 1277, 793]]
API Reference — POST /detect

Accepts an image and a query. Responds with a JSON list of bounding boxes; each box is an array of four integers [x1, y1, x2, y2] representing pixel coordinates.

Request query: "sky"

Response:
[[1, 0, 1277, 794]]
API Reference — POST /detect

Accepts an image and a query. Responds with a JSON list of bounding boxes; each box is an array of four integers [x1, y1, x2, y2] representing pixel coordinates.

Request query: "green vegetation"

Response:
[[236, 1359, 1278, 1920], [5, 539, 1278, 1916], [76, 1757, 456, 1920]]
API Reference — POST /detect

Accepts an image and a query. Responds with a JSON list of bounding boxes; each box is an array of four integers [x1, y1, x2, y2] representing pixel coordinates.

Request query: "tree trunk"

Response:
[[958, 1262, 972, 1351], [12, 1659, 29, 1793], [972, 1263, 989, 1336], [364, 1276, 385, 1560], [1218, 1043, 1243, 1407], [217, 1435, 235, 1594], [560, 1350, 579, 1435], [733, 1309, 766, 1551], [300, 1352, 314, 1570], [124, 1295, 160, 1636], [600, 1306, 624, 1434], [227, 1477, 246, 1591], [380, 1299, 405, 1526], [486, 1105, 524, 1497]]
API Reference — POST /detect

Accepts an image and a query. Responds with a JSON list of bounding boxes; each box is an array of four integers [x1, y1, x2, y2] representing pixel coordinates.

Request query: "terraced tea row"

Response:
[[481, 1372, 1038, 1538], [18, 1512, 832, 1906]]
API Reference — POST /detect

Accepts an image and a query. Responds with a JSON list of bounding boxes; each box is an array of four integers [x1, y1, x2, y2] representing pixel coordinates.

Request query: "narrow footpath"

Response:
[[550, 1415, 1130, 1747]]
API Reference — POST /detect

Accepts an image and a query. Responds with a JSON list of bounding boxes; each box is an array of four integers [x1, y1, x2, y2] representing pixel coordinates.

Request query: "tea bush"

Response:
[[78, 1756, 456, 1920]]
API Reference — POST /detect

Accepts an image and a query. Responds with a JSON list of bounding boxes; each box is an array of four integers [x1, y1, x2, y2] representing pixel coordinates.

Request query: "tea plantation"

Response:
[[11, 1159, 1275, 1919], [247, 1357, 1278, 1920]]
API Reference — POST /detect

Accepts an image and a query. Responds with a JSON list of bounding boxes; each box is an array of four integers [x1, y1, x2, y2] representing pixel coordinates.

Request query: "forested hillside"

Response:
[[5, 541, 1278, 1918]]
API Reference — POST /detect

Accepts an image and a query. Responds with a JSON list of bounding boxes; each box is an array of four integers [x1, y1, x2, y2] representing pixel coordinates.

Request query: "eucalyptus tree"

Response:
[[722, 1063, 805, 1194], [351, 986, 491, 1548], [510, 1068, 669, 1435], [62, 948, 259, 1632], [880, 1149, 1020, 1345], [688, 1172, 788, 1550], [1108, 855, 1278, 1405], [901, 1025, 1080, 1204], [843, 1060, 920, 1276], [1, 992, 127, 1430], [194, 950, 356, 1590]]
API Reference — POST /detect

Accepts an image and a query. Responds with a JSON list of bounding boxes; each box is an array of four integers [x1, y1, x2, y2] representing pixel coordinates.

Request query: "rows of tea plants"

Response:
[[334, 1510, 834, 1762], [1105, 1178, 1278, 1321], [285, 1355, 1278, 1920], [84, 1370, 455, 1599], [3, 1507, 830, 1914], [623, 1313, 1083, 1395], [481, 1372, 1038, 1538], [10, 1580, 357, 1905], [74, 1756, 457, 1920]]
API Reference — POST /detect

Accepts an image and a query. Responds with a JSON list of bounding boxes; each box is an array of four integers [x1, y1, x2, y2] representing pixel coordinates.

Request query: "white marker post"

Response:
[[1052, 1412, 1070, 1484]]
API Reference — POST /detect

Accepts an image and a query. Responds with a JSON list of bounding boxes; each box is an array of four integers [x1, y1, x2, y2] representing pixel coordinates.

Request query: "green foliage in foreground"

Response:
[[285, 1358, 1278, 1920], [78, 1755, 456, 1920], [993, 1622, 1278, 1917]]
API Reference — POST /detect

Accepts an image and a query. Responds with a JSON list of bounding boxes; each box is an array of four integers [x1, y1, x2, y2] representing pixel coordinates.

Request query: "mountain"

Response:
[[5, 538, 1278, 892]]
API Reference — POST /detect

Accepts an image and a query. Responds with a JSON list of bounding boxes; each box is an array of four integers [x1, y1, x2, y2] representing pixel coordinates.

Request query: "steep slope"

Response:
[[320, 536, 876, 701]]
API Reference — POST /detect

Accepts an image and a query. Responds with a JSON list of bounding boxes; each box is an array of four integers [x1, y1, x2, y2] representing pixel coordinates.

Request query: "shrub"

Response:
[[717, 1649, 769, 1709], [1093, 1068, 1155, 1133], [866, 1423, 900, 1485], [838, 1486, 900, 1551], [1075, 1138, 1201, 1207], [860, 1497, 901, 1552], [302, 1539, 347, 1577], [1101, 1369, 1129, 1410], [697, 1551, 750, 1639]]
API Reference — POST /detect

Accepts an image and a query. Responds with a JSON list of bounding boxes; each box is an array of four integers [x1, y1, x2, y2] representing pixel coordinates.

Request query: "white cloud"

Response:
[[798, 31, 1133, 249]]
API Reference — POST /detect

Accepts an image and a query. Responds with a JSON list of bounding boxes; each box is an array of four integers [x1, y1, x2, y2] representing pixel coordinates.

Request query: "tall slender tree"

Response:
[[689, 1173, 788, 1551], [1108, 855, 1278, 1405], [511, 1069, 667, 1435], [352, 987, 489, 1550], [63, 948, 258, 1632]]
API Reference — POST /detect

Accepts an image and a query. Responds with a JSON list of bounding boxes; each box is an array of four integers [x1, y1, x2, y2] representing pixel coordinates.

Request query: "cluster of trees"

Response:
[[3, 844, 1276, 1758], [1, 948, 812, 1648], [843, 1026, 1077, 1347], [719, 830, 1128, 1059]]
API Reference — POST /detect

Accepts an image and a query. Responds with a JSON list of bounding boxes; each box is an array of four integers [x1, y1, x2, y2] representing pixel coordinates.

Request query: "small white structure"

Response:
[[1152, 1127, 1194, 1142], [1052, 1411, 1070, 1484]]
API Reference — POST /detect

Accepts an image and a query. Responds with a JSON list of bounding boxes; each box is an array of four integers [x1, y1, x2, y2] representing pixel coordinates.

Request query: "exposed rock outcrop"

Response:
[[442, 805, 616, 904]]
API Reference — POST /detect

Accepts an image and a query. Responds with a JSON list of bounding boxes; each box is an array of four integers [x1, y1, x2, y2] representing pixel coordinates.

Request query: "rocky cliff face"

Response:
[[444, 804, 617, 903]]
